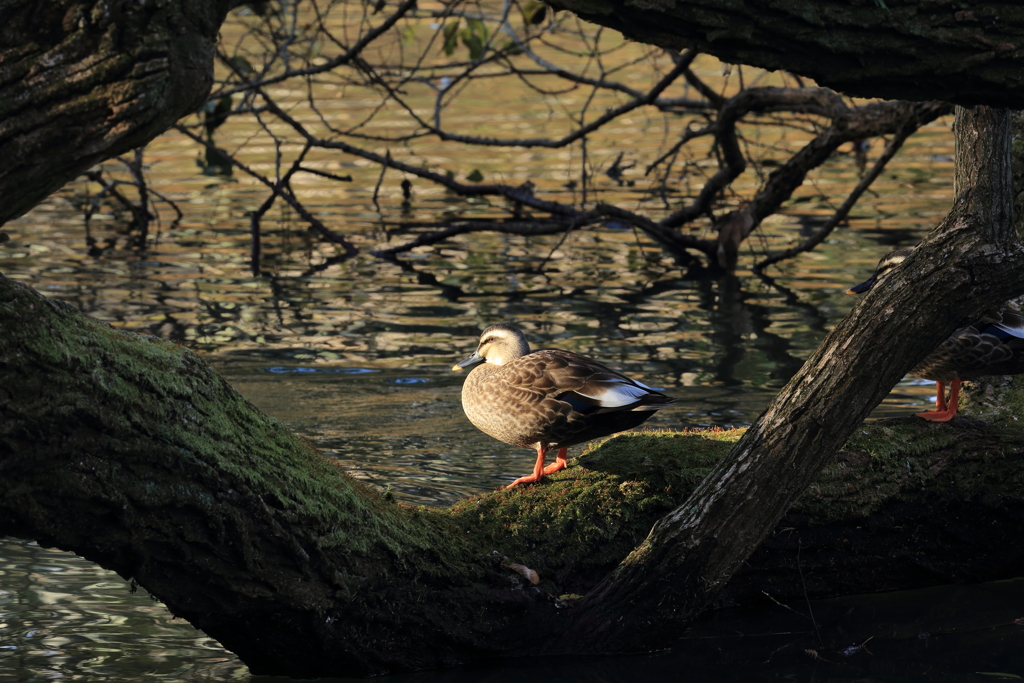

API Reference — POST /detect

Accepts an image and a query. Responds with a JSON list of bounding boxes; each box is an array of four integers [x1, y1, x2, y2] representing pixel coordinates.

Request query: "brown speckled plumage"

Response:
[[849, 249, 1024, 420], [911, 306, 1024, 382], [453, 323, 676, 487]]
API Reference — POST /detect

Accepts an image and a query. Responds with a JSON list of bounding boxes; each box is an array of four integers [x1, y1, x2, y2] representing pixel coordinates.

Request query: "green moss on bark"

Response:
[[0, 275, 479, 592], [434, 412, 1024, 596]]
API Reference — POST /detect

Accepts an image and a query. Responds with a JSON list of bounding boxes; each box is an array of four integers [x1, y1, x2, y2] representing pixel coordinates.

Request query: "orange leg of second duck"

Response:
[[916, 378, 961, 422], [506, 447, 569, 489]]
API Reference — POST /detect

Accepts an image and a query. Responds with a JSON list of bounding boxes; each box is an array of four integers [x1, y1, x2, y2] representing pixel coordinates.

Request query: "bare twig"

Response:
[[167, 0, 954, 277], [174, 125, 359, 258], [753, 115, 928, 272], [372, 150, 391, 213]]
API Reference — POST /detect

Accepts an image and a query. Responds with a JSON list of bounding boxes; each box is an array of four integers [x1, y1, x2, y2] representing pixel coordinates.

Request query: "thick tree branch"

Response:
[[0, 0, 233, 226], [720, 98, 952, 270], [547, 0, 1024, 107], [754, 122, 919, 272], [4, 2, 1024, 677], [0, 276, 500, 676], [658, 91, 949, 270]]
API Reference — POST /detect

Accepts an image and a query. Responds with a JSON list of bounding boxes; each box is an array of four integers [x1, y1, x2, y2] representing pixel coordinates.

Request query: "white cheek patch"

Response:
[[878, 257, 905, 271]]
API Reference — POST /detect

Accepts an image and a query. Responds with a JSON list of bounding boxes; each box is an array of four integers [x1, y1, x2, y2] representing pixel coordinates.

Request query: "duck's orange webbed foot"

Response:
[[915, 409, 957, 422], [506, 474, 542, 488], [506, 446, 549, 489], [541, 448, 568, 474]]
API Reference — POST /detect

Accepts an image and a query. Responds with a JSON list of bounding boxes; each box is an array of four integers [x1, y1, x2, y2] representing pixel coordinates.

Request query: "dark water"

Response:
[[3, 11, 1018, 679]]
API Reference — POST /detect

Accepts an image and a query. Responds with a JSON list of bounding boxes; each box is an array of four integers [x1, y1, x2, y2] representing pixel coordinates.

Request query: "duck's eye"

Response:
[[879, 257, 905, 273]]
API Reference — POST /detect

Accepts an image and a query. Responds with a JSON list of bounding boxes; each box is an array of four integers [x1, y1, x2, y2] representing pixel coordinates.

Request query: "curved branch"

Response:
[[663, 94, 949, 271], [213, 0, 420, 98], [370, 217, 602, 256], [753, 119, 918, 272], [661, 87, 850, 229], [595, 203, 716, 265], [431, 50, 697, 148], [257, 94, 589, 217]]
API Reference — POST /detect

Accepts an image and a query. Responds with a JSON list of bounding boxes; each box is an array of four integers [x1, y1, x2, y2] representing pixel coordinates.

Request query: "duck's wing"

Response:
[[507, 349, 675, 414]]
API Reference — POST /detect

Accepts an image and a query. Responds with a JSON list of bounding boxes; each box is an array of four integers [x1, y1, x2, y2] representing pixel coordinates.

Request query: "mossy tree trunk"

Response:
[[3, 274, 1024, 678], [0, 281, 515, 676]]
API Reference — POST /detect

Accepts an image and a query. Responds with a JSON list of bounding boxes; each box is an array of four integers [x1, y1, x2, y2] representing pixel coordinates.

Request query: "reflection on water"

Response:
[[0, 96, 994, 680], [0, 539, 247, 682]]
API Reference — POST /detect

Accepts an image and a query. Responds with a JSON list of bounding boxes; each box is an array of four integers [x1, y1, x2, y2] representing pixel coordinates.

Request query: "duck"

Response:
[[453, 323, 676, 488], [847, 248, 1024, 421]]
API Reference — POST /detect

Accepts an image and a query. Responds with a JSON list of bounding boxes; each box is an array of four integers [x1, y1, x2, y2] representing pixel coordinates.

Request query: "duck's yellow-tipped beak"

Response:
[[452, 364, 463, 371]]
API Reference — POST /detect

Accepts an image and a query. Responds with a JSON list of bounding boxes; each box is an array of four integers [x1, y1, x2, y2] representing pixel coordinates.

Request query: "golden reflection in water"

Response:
[[2, 139, 957, 503], [2, 107, 955, 403]]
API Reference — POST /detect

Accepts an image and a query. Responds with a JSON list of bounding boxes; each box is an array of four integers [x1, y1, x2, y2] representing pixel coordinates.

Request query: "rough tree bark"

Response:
[[550, 0, 1024, 108], [0, 0, 233, 226]]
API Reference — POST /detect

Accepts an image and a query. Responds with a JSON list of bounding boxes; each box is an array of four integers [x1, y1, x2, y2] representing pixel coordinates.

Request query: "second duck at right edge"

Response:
[[847, 248, 1024, 421]]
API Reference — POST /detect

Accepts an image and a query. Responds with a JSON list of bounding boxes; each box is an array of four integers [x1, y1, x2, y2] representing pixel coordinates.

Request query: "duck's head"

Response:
[[452, 323, 532, 371], [846, 248, 913, 295]]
